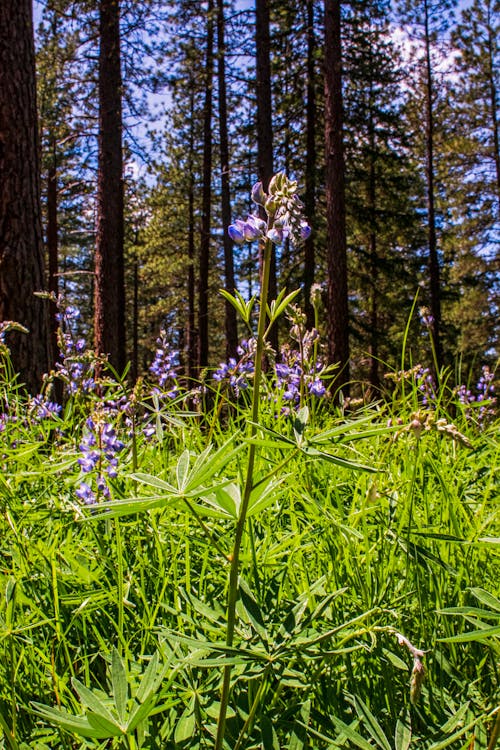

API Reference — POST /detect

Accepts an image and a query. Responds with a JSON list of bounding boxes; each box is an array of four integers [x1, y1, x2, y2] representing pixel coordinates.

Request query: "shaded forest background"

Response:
[[2, 0, 500, 394]]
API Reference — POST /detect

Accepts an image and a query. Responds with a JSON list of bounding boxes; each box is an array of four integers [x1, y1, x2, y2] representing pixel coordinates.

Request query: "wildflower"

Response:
[[76, 415, 125, 503], [149, 331, 179, 394], [229, 174, 311, 249], [75, 482, 95, 505], [29, 395, 62, 421], [308, 378, 326, 398]]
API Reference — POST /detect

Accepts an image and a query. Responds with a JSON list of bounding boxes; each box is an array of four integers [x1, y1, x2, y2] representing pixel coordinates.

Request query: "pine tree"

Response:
[[94, 0, 126, 373], [324, 0, 349, 394], [216, 0, 238, 360], [398, 0, 457, 373], [0, 0, 50, 392]]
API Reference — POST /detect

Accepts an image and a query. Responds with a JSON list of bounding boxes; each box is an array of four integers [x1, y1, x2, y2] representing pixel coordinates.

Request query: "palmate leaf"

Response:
[[71, 678, 120, 728], [30, 703, 114, 740], [219, 288, 256, 328]]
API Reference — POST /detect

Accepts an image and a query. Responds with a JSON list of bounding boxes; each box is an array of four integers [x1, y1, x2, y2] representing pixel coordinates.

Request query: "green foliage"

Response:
[[0, 327, 498, 748]]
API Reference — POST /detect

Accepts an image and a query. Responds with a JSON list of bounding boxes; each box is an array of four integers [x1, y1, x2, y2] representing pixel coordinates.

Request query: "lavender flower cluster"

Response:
[[455, 365, 497, 423], [228, 173, 311, 248], [54, 302, 96, 394], [149, 330, 179, 397], [213, 338, 328, 407], [213, 339, 255, 397], [76, 415, 125, 504]]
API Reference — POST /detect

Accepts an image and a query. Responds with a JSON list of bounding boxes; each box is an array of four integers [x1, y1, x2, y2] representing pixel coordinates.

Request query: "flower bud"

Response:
[[265, 196, 278, 214], [300, 221, 311, 241], [228, 222, 246, 244], [251, 181, 267, 206], [243, 215, 262, 241], [267, 227, 284, 245], [268, 171, 286, 195]]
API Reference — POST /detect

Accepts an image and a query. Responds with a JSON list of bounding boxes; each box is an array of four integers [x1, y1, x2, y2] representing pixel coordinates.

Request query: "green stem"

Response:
[[115, 518, 125, 655], [214, 236, 273, 750]]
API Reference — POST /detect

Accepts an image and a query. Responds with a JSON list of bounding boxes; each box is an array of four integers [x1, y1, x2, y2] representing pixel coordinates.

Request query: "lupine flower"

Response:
[[76, 415, 125, 504], [300, 221, 312, 241], [230, 175, 311, 249], [309, 378, 326, 397], [149, 331, 179, 396], [419, 307, 434, 328], [415, 367, 436, 407], [29, 395, 62, 421], [75, 482, 95, 505]]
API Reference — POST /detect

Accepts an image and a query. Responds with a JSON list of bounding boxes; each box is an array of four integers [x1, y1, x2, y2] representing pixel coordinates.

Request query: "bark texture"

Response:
[[324, 0, 350, 394], [217, 0, 238, 360], [0, 0, 50, 392], [94, 0, 126, 373], [198, 0, 214, 371], [255, 0, 278, 354]]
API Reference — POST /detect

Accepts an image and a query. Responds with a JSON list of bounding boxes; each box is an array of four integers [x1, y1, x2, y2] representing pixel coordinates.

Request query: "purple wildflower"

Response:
[[149, 331, 179, 395]]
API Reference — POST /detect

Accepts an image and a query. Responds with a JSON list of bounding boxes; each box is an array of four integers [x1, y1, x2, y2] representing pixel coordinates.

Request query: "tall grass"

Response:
[[1, 177, 498, 748], [0, 341, 498, 749]]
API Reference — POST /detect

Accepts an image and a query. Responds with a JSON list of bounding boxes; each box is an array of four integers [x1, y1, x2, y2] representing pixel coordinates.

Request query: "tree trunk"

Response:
[[187, 85, 197, 381], [216, 0, 238, 360], [198, 0, 214, 371], [47, 141, 59, 372], [423, 0, 443, 372], [324, 0, 349, 396], [255, 0, 278, 354], [0, 0, 50, 393], [304, 0, 317, 330], [94, 0, 126, 373]]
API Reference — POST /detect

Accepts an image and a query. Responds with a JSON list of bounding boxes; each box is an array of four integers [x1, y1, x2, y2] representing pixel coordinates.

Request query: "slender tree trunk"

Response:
[[367, 54, 379, 392], [486, 7, 500, 220], [198, 0, 214, 371], [94, 0, 126, 373], [0, 0, 50, 392], [216, 0, 238, 360], [47, 141, 59, 371], [255, 0, 278, 354], [324, 0, 349, 395], [304, 0, 317, 329], [423, 0, 443, 372], [187, 86, 197, 381], [131, 248, 139, 382]]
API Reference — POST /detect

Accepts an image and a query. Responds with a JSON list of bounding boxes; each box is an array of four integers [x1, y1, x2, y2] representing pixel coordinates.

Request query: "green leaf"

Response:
[[349, 694, 391, 750], [266, 288, 300, 325], [71, 678, 118, 727], [469, 587, 500, 612], [176, 449, 191, 492], [131, 473, 176, 493], [86, 711, 124, 737], [395, 710, 411, 750], [293, 406, 309, 446], [331, 715, 376, 750], [174, 708, 195, 744], [126, 695, 157, 733], [289, 700, 311, 750], [219, 288, 256, 327], [261, 715, 280, 750], [247, 475, 288, 517], [110, 648, 128, 724], [135, 651, 160, 703], [438, 624, 500, 642], [301, 444, 377, 472], [238, 578, 268, 643], [30, 704, 111, 740]]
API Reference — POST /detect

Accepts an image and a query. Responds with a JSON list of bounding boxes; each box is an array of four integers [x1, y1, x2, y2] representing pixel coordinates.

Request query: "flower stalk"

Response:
[[214, 232, 274, 749]]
